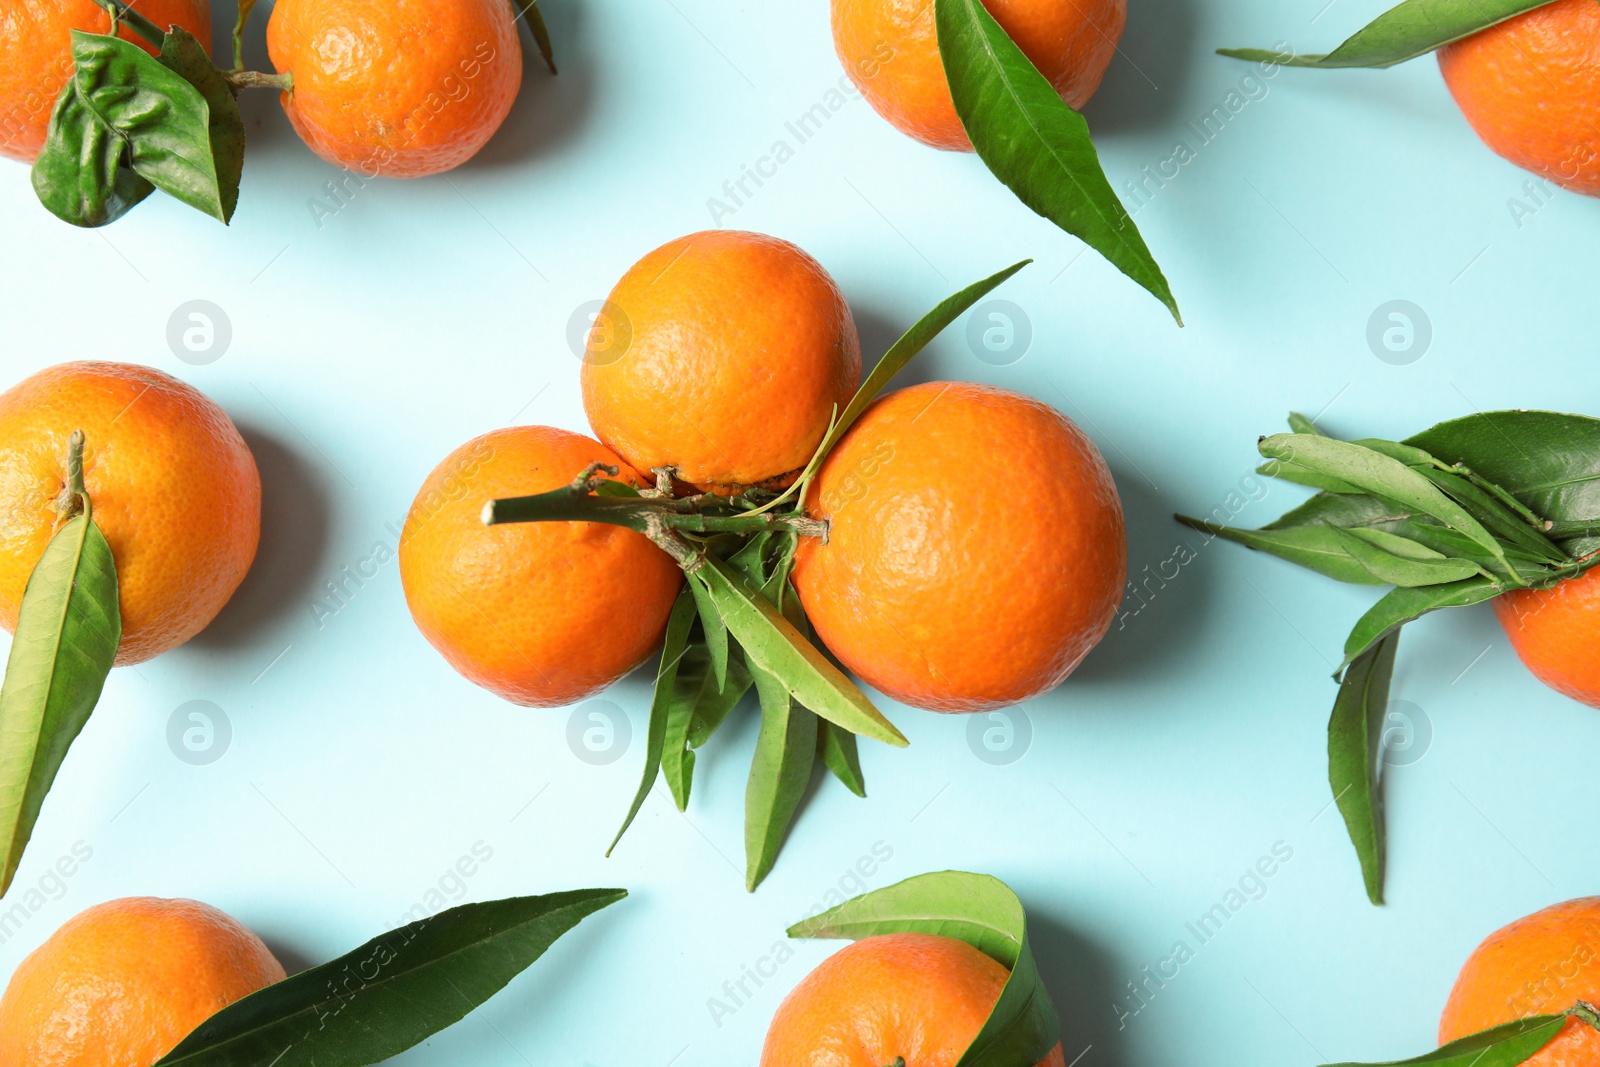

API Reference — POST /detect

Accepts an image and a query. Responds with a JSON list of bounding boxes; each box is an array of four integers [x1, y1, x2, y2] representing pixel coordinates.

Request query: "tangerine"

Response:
[[793, 381, 1125, 713], [1494, 565, 1600, 708]]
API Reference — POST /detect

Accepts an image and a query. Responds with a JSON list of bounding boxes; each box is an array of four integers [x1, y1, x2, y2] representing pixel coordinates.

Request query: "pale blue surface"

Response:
[[1, 0, 1598, 1062]]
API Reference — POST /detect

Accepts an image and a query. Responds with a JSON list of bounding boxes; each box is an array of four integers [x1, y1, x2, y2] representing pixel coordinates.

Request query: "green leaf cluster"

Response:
[[788, 871, 1060, 1067], [1178, 412, 1600, 905]]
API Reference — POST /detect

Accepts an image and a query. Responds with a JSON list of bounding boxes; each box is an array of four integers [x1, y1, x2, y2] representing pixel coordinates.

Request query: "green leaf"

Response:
[[817, 719, 866, 797], [820, 261, 1030, 460], [666, 643, 752, 807], [683, 644, 752, 752], [66, 31, 232, 222], [1176, 516, 1385, 585], [935, 0, 1179, 322], [687, 575, 729, 691], [232, 0, 259, 70], [1287, 412, 1325, 436], [1258, 458, 1364, 494], [1321, 1012, 1569, 1067], [510, 0, 557, 74], [607, 588, 696, 856], [1408, 411, 1600, 547], [789, 871, 1060, 1067], [1328, 629, 1398, 906], [1341, 577, 1502, 671], [1218, 0, 1560, 69], [0, 508, 120, 897], [1331, 527, 1485, 586], [154, 890, 627, 1066], [31, 73, 155, 227], [1258, 434, 1508, 570], [1410, 466, 1567, 564], [693, 558, 907, 749], [744, 663, 818, 891], [591, 479, 640, 498], [157, 27, 245, 224]]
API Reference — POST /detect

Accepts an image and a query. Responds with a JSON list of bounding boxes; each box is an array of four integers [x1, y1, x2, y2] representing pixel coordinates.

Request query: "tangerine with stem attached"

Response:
[[0, 0, 213, 162], [1493, 565, 1600, 708], [0, 896, 285, 1067], [0, 361, 260, 666], [1437, 0, 1600, 197], [793, 381, 1125, 713], [399, 425, 683, 707], [1439, 897, 1600, 1065], [760, 932, 1066, 1067], [831, 0, 1127, 151], [266, 0, 523, 178], [580, 230, 861, 495]]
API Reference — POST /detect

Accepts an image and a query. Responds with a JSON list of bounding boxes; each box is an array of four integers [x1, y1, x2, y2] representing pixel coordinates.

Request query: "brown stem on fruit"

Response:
[[54, 430, 88, 526], [646, 466, 676, 498], [225, 69, 294, 92], [643, 515, 704, 574], [1572, 1001, 1600, 1031]]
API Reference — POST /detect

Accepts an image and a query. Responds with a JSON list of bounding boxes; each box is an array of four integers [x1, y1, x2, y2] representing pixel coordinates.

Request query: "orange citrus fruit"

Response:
[[0, 0, 213, 162], [832, 0, 1126, 151], [1438, 0, 1600, 196], [760, 932, 1067, 1067], [266, 0, 522, 178], [0, 896, 285, 1067], [0, 361, 260, 666], [399, 425, 683, 707], [580, 230, 861, 495], [792, 381, 1125, 713], [1493, 565, 1600, 707], [1439, 897, 1600, 1065]]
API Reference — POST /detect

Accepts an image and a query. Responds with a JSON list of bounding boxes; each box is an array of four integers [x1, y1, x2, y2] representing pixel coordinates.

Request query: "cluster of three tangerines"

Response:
[[399, 229, 1128, 718]]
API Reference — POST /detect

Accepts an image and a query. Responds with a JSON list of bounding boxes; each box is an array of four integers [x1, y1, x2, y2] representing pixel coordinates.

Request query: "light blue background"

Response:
[[1, 0, 1598, 1062]]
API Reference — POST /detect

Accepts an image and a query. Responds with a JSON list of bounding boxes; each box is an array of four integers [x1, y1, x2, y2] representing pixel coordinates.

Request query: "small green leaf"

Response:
[[683, 645, 752, 752], [31, 74, 154, 227], [1321, 1012, 1569, 1067], [1328, 629, 1398, 906], [1258, 434, 1509, 571], [665, 643, 752, 807], [1176, 516, 1385, 585], [158, 27, 245, 223], [608, 588, 696, 855], [820, 261, 1030, 460], [1287, 412, 1325, 436], [789, 871, 1060, 1067], [592, 479, 640, 498], [1340, 578, 1502, 672], [0, 500, 120, 897], [1330, 527, 1484, 586], [1410, 466, 1568, 564], [1258, 458, 1364, 494], [1218, 0, 1560, 69], [693, 558, 907, 749], [510, 0, 557, 74], [744, 664, 818, 891], [67, 30, 231, 222], [154, 890, 627, 1066], [936, 0, 1179, 321], [817, 719, 866, 797], [687, 576, 729, 691]]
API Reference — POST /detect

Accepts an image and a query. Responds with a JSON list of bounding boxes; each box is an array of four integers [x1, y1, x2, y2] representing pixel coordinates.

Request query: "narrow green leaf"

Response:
[[687, 577, 729, 690], [1341, 578, 1501, 671], [817, 719, 866, 797], [1218, 0, 1560, 69], [1176, 516, 1385, 585], [820, 261, 1030, 460], [936, 0, 1179, 321], [1287, 412, 1325, 436], [0, 508, 120, 896], [693, 558, 907, 748], [232, 0, 259, 71], [1256, 459, 1364, 494], [1328, 630, 1398, 906], [789, 871, 1060, 1067], [31, 75, 154, 227], [744, 664, 818, 891], [1330, 527, 1484, 587], [1258, 434, 1508, 569], [1321, 1012, 1569, 1067], [158, 27, 245, 223], [592, 479, 640, 498], [510, 0, 558, 74], [1412, 466, 1568, 564], [155, 890, 627, 1066], [607, 589, 696, 855], [67, 31, 229, 222], [683, 645, 752, 752]]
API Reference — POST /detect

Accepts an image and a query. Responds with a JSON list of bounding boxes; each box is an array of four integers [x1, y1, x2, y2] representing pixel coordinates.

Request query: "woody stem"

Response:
[[482, 481, 828, 541]]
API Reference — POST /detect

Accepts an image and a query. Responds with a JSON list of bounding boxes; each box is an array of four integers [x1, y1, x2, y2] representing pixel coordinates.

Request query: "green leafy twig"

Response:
[[1219, 0, 1563, 69], [1180, 412, 1600, 904]]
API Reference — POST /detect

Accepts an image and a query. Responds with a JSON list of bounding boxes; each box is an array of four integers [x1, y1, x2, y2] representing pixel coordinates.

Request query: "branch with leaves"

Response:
[[1178, 410, 1600, 904], [485, 261, 1031, 890]]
